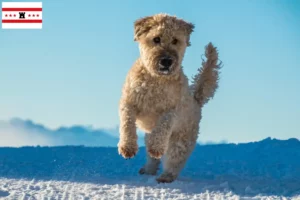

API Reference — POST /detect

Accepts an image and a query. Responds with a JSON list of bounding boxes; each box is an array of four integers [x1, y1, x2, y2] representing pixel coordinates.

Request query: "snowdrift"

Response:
[[0, 137, 299, 199]]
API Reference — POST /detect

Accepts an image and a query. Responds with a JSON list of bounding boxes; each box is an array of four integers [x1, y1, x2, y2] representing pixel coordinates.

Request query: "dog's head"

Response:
[[134, 14, 194, 76]]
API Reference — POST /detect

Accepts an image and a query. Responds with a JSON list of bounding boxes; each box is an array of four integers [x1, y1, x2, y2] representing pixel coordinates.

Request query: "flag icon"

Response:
[[2, 2, 42, 29]]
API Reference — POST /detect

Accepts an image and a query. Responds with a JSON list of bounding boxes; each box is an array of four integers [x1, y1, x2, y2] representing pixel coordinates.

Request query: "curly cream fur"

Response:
[[118, 13, 222, 183]]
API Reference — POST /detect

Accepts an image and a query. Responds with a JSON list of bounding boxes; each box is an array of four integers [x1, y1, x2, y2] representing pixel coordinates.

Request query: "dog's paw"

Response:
[[139, 166, 158, 175], [146, 132, 166, 159], [148, 147, 164, 159], [139, 167, 146, 174], [118, 142, 138, 159], [156, 173, 175, 183]]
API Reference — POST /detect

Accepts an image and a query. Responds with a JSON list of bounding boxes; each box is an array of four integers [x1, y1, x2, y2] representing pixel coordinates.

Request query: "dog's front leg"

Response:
[[146, 111, 175, 159], [118, 104, 138, 159]]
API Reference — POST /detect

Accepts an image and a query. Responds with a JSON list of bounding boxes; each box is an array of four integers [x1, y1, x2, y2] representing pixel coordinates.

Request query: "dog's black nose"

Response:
[[160, 58, 173, 68]]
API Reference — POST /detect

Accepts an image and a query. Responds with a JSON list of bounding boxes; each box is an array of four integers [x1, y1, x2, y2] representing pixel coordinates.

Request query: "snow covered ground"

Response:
[[0, 137, 299, 199]]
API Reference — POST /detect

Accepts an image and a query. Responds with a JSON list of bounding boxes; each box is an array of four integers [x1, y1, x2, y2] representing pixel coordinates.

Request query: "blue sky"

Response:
[[0, 0, 299, 143]]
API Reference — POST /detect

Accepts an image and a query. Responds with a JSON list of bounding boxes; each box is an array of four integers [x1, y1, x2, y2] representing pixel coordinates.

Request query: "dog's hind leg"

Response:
[[139, 134, 161, 175], [156, 133, 196, 183]]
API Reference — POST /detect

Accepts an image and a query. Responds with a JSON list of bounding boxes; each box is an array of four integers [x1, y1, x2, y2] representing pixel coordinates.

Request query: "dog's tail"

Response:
[[190, 42, 222, 107]]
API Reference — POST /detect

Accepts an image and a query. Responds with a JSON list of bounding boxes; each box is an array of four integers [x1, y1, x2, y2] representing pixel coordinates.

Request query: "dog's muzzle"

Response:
[[158, 57, 173, 74]]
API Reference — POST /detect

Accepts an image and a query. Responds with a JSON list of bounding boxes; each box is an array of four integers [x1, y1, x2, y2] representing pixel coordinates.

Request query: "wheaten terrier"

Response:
[[118, 13, 222, 183]]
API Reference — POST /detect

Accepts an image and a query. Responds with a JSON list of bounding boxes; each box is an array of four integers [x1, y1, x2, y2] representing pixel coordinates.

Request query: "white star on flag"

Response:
[[2, 2, 42, 29]]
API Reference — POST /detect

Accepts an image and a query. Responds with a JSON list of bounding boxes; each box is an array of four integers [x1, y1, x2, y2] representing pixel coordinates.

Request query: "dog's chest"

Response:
[[130, 80, 181, 114]]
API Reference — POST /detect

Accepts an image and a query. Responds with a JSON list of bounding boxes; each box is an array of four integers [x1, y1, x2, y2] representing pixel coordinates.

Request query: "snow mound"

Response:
[[0, 137, 299, 199]]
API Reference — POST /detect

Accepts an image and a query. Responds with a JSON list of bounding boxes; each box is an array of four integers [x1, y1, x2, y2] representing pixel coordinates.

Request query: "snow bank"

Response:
[[0, 137, 299, 199]]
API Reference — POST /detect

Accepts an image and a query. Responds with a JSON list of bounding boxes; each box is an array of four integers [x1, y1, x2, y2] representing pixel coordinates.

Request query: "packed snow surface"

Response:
[[0, 137, 299, 199]]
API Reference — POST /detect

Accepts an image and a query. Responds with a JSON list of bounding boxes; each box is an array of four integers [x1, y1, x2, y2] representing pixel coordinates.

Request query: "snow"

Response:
[[0, 137, 299, 199]]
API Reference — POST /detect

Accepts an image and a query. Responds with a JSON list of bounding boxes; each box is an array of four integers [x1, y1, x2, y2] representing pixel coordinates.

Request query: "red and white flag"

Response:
[[2, 2, 42, 29]]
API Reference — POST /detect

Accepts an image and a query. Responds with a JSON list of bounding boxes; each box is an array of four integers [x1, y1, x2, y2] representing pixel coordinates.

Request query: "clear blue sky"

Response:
[[0, 0, 299, 143]]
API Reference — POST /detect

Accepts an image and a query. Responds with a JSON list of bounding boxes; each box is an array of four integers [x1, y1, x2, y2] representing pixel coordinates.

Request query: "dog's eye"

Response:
[[153, 37, 161, 44], [172, 38, 178, 45]]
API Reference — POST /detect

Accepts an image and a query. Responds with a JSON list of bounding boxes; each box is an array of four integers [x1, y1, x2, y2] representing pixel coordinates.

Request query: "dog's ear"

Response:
[[134, 16, 155, 41], [180, 20, 194, 46]]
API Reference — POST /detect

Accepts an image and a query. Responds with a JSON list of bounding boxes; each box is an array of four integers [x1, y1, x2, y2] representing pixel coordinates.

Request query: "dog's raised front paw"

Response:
[[148, 147, 164, 159], [118, 142, 138, 159]]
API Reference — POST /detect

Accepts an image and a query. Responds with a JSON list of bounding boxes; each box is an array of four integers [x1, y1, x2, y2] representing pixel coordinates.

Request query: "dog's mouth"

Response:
[[156, 56, 175, 75], [158, 64, 173, 75]]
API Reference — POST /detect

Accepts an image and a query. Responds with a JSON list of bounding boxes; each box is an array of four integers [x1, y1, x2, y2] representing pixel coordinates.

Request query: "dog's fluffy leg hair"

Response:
[[118, 104, 138, 158], [191, 42, 222, 107], [146, 111, 175, 159]]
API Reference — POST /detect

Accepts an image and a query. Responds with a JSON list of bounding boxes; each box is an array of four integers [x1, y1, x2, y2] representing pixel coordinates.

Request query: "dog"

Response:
[[118, 13, 221, 183]]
